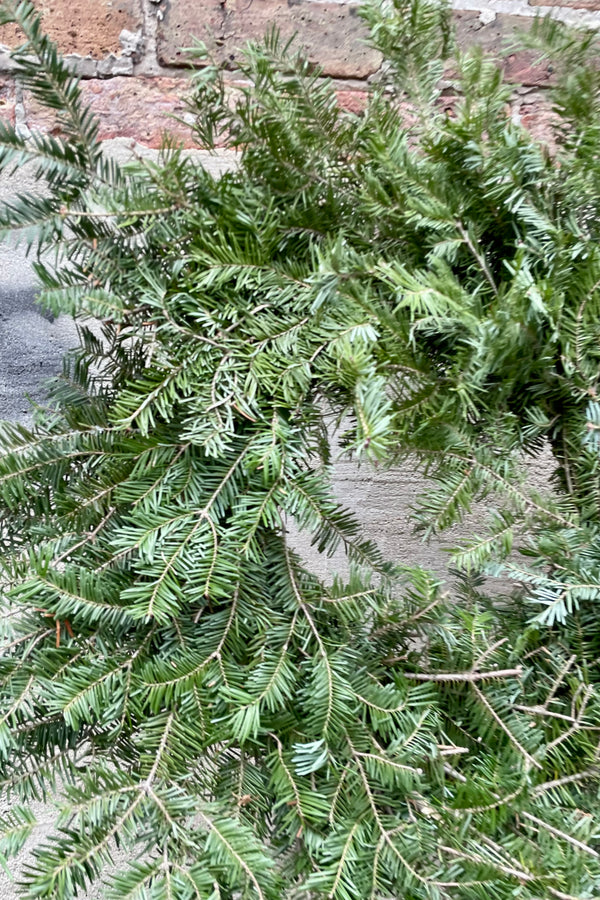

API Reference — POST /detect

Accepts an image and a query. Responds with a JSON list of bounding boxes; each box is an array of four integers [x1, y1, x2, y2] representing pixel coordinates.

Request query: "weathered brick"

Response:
[[157, 0, 383, 80], [25, 77, 200, 148], [518, 104, 560, 148], [335, 89, 368, 115], [453, 12, 554, 87], [0, 0, 142, 60]]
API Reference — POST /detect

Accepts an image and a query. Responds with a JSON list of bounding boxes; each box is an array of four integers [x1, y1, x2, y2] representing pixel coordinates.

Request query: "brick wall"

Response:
[[0, 0, 598, 149]]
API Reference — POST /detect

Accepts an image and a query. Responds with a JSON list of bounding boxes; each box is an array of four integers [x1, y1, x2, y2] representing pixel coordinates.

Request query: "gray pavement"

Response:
[[0, 159, 78, 424], [0, 259, 78, 423]]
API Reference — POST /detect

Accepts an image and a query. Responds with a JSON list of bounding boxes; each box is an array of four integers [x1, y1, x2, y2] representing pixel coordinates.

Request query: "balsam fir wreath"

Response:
[[0, 1, 599, 897]]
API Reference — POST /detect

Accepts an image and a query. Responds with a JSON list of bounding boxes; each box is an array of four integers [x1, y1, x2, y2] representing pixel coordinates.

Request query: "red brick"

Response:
[[518, 103, 560, 149], [453, 12, 555, 87], [157, 0, 382, 80], [0, 0, 142, 59], [335, 89, 368, 115], [25, 77, 200, 149]]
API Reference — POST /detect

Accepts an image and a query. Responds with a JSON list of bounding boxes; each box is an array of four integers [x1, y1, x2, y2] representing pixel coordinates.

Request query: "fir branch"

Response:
[[471, 684, 543, 771], [0, 3, 599, 897]]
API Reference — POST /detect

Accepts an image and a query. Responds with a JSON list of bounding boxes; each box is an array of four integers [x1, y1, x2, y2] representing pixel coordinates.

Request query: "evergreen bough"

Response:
[[0, 1, 599, 896]]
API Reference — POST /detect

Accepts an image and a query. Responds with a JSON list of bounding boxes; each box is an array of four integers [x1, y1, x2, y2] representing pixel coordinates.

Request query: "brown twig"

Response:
[[405, 667, 522, 683]]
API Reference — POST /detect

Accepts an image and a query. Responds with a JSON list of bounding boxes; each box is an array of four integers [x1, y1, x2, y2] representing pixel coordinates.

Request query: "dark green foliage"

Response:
[[0, 0, 599, 896]]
